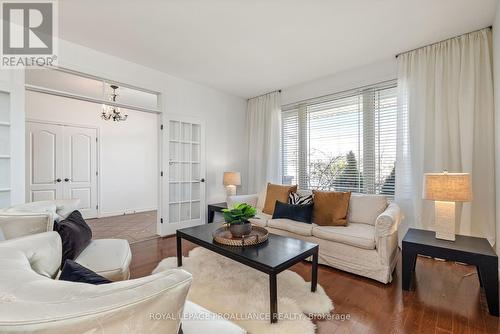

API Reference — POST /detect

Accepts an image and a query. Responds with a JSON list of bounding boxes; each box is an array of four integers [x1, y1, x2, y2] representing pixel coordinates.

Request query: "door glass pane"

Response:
[[181, 182, 190, 201], [191, 163, 200, 180], [181, 143, 190, 161], [191, 144, 200, 162], [180, 202, 190, 221], [180, 163, 190, 181], [192, 124, 200, 142], [169, 142, 179, 161], [169, 121, 180, 141], [191, 182, 200, 201], [191, 201, 200, 219], [169, 183, 179, 203], [169, 203, 179, 223], [181, 122, 191, 142], [169, 163, 179, 181]]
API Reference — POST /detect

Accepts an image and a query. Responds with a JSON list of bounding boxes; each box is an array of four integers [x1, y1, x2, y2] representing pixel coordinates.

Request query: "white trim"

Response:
[[97, 207, 157, 218], [25, 84, 161, 114], [25, 118, 101, 218], [161, 219, 205, 237], [51, 66, 160, 96], [157, 109, 163, 236]]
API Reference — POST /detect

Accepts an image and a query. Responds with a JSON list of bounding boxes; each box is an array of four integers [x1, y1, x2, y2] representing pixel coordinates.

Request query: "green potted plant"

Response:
[[221, 203, 257, 237]]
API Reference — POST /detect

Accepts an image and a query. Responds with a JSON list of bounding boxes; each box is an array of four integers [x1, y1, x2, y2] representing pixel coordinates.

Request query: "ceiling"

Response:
[[59, 0, 497, 98]]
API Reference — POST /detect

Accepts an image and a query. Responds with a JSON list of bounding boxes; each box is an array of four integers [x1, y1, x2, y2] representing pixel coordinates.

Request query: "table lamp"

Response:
[[223, 171, 241, 196], [423, 172, 472, 241]]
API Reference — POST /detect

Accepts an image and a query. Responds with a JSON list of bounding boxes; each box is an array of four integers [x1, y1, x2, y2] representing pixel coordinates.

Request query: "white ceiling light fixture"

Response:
[[101, 85, 128, 122]]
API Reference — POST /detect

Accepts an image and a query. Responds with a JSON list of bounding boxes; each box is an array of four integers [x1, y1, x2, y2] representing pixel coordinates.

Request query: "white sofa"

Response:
[[0, 231, 192, 334], [0, 200, 131, 281], [0, 204, 246, 334], [228, 191, 401, 284]]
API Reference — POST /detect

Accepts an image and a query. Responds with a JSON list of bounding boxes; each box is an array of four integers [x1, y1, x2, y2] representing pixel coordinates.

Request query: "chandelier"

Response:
[[101, 85, 128, 122]]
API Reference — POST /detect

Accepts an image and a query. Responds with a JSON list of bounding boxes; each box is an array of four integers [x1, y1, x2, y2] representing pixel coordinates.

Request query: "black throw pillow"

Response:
[[53, 210, 92, 267], [272, 200, 313, 224], [59, 260, 111, 285]]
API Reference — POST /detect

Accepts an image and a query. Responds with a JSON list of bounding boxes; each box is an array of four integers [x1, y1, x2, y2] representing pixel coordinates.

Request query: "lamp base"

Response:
[[225, 185, 237, 197], [434, 201, 455, 241]]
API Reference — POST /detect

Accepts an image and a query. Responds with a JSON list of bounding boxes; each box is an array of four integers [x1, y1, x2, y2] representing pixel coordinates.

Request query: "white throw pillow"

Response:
[[348, 194, 388, 225]]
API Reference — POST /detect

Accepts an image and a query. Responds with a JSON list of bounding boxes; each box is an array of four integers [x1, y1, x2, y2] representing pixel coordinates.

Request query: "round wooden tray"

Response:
[[213, 225, 269, 247]]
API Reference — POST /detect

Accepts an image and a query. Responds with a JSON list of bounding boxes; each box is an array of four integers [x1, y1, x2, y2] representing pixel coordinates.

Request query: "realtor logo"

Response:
[[1, 1, 58, 67]]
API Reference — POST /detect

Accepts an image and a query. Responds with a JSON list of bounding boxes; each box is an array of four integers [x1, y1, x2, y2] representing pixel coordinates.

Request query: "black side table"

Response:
[[402, 228, 498, 316], [207, 202, 227, 223]]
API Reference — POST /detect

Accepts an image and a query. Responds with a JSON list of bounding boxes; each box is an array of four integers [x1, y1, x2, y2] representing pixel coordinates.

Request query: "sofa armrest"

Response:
[[53, 199, 80, 219], [374, 202, 401, 238], [0, 231, 62, 278], [0, 268, 192, 334], [374, 203, 401, 268], [0, 212, 53, 240], [226, 194, 259, 208]]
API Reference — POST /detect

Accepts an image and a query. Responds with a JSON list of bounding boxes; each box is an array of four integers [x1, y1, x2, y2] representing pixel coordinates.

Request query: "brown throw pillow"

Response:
[[262, 183, 298, 215], [312, 190, 351, 226]]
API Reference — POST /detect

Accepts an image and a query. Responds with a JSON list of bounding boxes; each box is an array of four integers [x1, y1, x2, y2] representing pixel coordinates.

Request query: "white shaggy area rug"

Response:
[[153, 247, 333, 334]]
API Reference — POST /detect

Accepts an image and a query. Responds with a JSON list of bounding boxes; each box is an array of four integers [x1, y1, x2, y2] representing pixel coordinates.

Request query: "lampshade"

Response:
[[223, 172, 241, 186], [423, 172, 472, 202]]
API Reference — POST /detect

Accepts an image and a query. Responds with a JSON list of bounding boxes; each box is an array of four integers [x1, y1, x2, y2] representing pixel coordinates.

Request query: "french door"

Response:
[[26, 121, 98, 218], [161, 115, 205, 235]]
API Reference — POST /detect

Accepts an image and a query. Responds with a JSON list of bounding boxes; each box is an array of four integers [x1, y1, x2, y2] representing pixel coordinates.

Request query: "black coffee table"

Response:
[[176, 223, 319, 323]]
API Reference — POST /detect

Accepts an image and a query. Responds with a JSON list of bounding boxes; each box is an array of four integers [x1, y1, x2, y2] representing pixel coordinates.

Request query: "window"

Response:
[[281, 81, 397, 195]]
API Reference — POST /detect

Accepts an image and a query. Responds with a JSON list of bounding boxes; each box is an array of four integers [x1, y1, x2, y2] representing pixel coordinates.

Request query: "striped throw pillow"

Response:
[[288, 192, 313, 205]]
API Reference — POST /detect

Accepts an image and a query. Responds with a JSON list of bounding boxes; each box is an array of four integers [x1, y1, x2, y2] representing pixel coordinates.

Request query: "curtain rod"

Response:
[[282, 78, 396, 111], [248, 89, 282, 101], [395, 26, 492, 59]]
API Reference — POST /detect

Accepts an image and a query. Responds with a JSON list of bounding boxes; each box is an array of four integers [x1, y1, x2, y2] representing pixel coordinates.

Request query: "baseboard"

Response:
[[159, 220, 203, 237], [98, 207, 157, 218]]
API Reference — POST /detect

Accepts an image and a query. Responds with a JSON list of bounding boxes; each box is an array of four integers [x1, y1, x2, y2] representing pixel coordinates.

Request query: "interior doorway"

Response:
[[25, 67, 162, 243]]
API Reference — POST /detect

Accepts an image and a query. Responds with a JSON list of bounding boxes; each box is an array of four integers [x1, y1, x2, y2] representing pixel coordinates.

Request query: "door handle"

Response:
[[200, 178, 205, 183], [55, 178, 61, 183], [64, 178, 71, 182]]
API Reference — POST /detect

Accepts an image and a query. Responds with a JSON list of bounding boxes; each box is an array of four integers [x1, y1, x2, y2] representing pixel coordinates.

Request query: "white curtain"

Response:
[[396, 28, 495, 244], [246, 91, 282, 194]]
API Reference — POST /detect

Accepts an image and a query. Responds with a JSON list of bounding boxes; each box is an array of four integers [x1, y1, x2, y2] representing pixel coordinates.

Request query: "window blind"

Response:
[[281, 81, 397, 195]]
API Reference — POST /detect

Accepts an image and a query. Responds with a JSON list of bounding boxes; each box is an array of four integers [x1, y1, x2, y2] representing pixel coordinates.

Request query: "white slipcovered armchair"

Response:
[[0, 231, 192, 333], [228, 191, 402, 283], [0, 200, 131, 281]]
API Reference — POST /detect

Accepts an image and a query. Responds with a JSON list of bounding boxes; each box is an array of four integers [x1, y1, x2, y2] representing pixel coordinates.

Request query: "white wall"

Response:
[[493, 0, 500, 259], [281, 58, 397, 106], [26, 91, 158, 217]]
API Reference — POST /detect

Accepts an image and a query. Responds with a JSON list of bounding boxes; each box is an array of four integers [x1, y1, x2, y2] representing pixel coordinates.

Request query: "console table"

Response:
[[402, 228, 498, 316], [207, 202, 227, 223]]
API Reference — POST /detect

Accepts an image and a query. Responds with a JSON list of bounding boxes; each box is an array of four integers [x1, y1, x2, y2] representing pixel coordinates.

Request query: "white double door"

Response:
[[26, 121, 98, 218]]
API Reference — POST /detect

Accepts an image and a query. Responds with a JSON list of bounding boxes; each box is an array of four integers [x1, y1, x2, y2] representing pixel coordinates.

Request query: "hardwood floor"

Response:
[[88, 211, 158, 244], [130, 237, 500, 334]]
